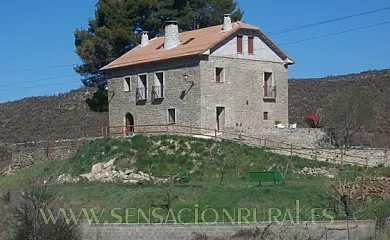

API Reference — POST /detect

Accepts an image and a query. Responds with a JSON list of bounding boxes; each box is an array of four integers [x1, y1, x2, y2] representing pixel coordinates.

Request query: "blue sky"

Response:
[[0, 0, 389, 103]]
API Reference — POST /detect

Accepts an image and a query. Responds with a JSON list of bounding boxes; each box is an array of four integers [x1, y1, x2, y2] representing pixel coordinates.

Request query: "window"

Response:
[[168, 108, 176, 124], [124, 77, 131, 92], [248, 37, 254, 54], [263, 112, 269, 120], [216, 68, 224, 82], [152, 72, 164, 99], [137, 74, 147, 101], [263, 72, 276, 98], [237, 35, 243, 53]]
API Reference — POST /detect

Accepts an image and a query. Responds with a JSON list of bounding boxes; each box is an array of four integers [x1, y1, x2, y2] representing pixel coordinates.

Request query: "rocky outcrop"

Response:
[[58, 159, 168, 184]]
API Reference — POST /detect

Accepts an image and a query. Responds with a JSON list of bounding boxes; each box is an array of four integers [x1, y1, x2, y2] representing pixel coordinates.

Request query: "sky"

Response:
[[0, 0, 389, 103]]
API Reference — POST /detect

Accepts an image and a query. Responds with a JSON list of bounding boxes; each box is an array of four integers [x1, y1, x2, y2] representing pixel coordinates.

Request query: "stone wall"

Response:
[[82, 221, 376, 240], [1, 138, 94, 174], [106, 57, 204, 136], [200, 56, 288, 132], [0, 144, 12, 170]]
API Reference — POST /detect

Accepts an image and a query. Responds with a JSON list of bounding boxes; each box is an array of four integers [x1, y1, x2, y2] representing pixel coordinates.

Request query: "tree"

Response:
[[322, 88, 377, 147], [210, 142, 237, 185], [9, 185, 81, 240], [74, 0, 243, 111]]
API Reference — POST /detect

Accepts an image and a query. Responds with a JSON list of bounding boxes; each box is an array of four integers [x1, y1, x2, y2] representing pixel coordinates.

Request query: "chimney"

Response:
[[164, 21, 180, 50], [140, 31, 149, 47], [222, 14, 232, 32]]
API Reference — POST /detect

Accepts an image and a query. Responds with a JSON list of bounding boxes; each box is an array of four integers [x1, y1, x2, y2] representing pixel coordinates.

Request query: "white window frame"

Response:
[[153, 71, 165, 99], [123, 76, 131, 92], [137, 73, 148, 100], [215, 67, 225, 83], [167, 108, 177, 124], [263, 71, 274, 87], [263, 71, 276, 99]]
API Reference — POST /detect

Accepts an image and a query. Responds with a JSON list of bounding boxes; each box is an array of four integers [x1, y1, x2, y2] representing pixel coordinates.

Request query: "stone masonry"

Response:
[[82, 221, 376, 240], [106, 27, 290, 136], [107, 57, 203, 136]]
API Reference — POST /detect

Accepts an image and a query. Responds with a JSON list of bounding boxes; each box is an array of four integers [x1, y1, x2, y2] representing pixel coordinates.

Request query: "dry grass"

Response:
[[289, 69, 390, 148], [0, 87, 108, 144]]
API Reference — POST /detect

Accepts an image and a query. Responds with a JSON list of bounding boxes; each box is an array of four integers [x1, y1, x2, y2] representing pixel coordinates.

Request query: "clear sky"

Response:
[[0, 0, 389, 103]]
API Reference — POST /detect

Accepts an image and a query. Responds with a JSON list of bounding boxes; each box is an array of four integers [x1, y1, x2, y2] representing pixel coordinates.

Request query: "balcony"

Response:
[[136, 87, 147, 101], [151, 85, 164, 100], [263, 85, 276, 100]]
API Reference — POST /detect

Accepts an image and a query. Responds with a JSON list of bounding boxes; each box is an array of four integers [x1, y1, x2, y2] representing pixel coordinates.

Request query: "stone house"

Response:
[[101, 15, 295, 135]]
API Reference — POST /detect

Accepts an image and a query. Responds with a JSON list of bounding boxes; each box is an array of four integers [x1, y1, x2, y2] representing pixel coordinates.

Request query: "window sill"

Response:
[[263, 97, 276, 103]]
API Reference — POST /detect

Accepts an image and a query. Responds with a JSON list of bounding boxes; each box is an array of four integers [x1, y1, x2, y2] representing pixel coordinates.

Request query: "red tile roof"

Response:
[[101, 21, 293, 71]]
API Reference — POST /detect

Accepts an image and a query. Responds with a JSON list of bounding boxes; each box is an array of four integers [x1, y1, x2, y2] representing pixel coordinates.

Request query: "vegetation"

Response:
[[7, 185, 81, 240], [74, 0, 243, 111], [322, 88, 377, 147], [1, 135, 390, 225], [0, 87, 108, 144], [0, 69, 389, 148], [289, 69, 390, 148]]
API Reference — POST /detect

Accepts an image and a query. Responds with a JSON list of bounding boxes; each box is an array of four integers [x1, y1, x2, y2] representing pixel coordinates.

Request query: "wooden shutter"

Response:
[[248, 37, 254, 54], [237, 36, 243, 53]]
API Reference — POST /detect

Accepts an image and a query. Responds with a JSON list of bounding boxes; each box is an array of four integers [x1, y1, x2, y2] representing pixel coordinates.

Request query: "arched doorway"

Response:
[[125, 113, 134, 135]]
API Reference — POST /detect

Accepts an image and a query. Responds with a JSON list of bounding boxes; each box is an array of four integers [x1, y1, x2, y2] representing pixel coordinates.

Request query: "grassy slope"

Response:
[[1, 135, 390, 223]]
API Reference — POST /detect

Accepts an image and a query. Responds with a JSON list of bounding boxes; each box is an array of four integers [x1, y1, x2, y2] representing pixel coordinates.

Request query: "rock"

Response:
[[104, 159, 116, 170], [104, 171, 113, 178], [91, 163, 103, 174], [326, 174, 335, 179], [80, 173, 95, 181], [57, 174, 79, 183], [302, 167, 308, 173], [124, 169, 133, 175]]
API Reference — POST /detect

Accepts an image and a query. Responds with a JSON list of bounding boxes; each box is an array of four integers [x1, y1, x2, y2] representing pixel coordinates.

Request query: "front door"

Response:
[[216, 107, 225, 131], [125, 113, 134, 135]]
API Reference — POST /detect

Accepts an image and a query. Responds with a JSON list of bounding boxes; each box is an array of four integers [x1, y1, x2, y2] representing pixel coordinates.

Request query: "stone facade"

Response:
[[82, 221, 375, 240], [200, 56, 288, 133], [107, 29, 290, 134], [0, 138, 93, 175], [107, 57, 203, 135]]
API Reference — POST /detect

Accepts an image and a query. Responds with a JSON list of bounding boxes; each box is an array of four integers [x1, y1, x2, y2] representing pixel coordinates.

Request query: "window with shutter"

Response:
[[237, 35, 243, 53], [248, 37, 254, 54]]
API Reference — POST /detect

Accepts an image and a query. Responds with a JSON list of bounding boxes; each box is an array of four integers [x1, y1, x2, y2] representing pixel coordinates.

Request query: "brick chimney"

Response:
[[164, 21, 180, 50], [222, 14, 232, 32], [140, 31, 149, 47]]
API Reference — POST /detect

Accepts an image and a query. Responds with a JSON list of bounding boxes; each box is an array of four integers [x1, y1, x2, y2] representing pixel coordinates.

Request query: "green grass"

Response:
[[1, 135, 390, 223]]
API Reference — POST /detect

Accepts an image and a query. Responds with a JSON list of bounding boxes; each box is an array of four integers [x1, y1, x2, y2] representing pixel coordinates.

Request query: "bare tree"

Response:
[[8, 183, 81, 240], [210, 143, 237, 185], [146, 165, 178, 218], [322, 88, 377, 147]]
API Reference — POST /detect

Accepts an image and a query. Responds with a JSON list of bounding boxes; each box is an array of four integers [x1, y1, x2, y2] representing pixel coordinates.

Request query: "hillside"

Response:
[[1, 135, 390, 225], [0, 87, 108, 143], [0, 69, 389, 148], [289, 69, 390, 148]]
